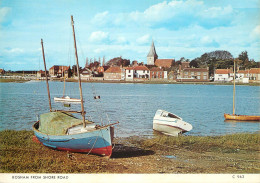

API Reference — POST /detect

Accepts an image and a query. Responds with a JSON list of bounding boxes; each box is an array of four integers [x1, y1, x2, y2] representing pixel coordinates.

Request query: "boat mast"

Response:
[[62, 66, 65, 97], [233, 59, 236, 115], [71, 15, 86, 127], [41, 39, 52, 112]]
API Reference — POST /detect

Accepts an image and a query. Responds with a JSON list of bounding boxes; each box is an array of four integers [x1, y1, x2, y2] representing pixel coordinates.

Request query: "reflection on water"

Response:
[[0, 81, 259, 137]]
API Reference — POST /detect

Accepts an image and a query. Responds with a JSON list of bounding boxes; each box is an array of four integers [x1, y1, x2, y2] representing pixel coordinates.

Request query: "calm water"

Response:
[[0, 81, 259, 137]]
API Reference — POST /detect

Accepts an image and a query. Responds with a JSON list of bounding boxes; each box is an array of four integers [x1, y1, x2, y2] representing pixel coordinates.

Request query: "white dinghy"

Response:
[[153, 109, 192, 136], [54, 96, 81, 103]]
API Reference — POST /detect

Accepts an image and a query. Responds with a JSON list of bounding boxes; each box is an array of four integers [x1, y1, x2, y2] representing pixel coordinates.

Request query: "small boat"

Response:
[[54, 66, 80, 103], [54, 96, 81, 103], [33, 16, 119, 157], [33, 111, 118, 156], [224, 59, 260, 122], [224, 113, 260, 121], [153, 109, 192, 136]]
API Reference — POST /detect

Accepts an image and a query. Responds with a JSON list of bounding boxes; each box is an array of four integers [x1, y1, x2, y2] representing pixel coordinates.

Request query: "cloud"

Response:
[[0, 7, 11, 22], [113, 36, 128, 44], [91, 0, 236, 30], [89, 31, 109, 43], [251, 25, 260, 39], [91, 11, 109, 26], [200, 5, 233, 18], [136, 34, 151, 45], [3, 48, 24, 54], [117, 0, 235, 30], [200, 36, 220, 47]]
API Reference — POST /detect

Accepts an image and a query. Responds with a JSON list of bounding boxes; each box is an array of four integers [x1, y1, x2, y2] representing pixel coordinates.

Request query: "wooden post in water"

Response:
[[233, 59, 236, 115], [71, 15, 86, 127], [41, 39, 52, 112]]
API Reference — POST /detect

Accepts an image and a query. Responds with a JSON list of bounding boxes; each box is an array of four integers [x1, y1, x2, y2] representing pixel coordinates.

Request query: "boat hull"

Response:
[[224, 113, 260, 121], [153, 123, 184, 136], [153, 109, 192, 136], [54, 97, 81, 103], [32, 121, 113, 157]]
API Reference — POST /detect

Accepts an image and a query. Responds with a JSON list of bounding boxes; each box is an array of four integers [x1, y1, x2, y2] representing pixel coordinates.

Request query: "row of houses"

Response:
[[41, 62, 260, 83], [35, 40, 259, 83], [96, 64, 209, 82], [214, 68, 260, 83]]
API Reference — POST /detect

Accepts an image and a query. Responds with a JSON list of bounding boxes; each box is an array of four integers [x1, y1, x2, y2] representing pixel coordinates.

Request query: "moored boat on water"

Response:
[[224, 59, 260, 122], [224, 113, 260, 121], [33, 16, 119, 157], [153, 109, 192, 136], [54, 96, 81, 103]]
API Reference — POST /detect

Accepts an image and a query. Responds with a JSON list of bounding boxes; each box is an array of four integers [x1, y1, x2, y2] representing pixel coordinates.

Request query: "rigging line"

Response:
[[72, 27, 109, 127], [67, 27, 73, 97], [91, 83, 104, 126], [91, 83, 113, 126], [85, 131, 100, 156], [75, 35, 86, 66]]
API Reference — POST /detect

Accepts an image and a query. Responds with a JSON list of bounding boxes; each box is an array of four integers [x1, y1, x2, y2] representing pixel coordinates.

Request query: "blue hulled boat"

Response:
[[33, 16, 118, 157]]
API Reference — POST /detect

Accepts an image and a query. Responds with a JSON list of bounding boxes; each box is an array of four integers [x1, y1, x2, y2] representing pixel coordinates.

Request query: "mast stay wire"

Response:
[[76, 33, 111, 126]]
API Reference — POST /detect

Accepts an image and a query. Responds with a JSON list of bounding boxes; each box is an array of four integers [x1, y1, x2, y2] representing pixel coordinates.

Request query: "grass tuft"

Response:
[[142, 133, 260, 152]]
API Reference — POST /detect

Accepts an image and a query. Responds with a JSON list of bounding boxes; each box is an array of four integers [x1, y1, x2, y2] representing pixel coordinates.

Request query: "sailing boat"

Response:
[[54, 57, 81, 102], [32, 16, 119, 157], [224, 59, 260, 121]]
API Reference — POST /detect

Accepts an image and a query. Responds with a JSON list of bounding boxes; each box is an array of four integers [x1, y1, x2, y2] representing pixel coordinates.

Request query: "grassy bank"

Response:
[[0, 130, 259, 173], [0, 78, 28, 83], [142, 133, 260, 152]]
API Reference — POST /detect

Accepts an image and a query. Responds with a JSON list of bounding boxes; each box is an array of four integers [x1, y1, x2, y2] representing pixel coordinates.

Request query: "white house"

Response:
[[214, 69, 232, 82], [133, 66, 150, 79], [125, 67, 134, 81], [125, 66, 150, 80], [249, 68, 260, 82]]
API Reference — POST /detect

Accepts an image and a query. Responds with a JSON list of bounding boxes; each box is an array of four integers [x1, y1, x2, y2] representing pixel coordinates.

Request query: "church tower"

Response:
[[147, 40, 158, 65]]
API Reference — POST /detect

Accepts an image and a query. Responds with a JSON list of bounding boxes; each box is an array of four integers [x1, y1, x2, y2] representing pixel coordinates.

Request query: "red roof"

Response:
[[249, 68, 260, 74], [49, 65, 70, 71], [104, 66, 122, 73], [150, 67, 163, 71], [215, 69, 231, 74], [133, 66, 149, 71], [237, 70, 248, 74], [38, 70, 45, 74], [155, 59, 174, 68], [125, 67, 134, 70]]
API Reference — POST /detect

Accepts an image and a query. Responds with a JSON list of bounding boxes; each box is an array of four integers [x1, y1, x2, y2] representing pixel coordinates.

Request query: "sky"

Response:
[[0, 0, 260, 71]]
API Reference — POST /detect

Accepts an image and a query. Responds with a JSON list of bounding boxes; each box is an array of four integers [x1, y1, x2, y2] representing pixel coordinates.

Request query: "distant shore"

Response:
[[1, 77, 259, 86], [0, 130, 259, 173]]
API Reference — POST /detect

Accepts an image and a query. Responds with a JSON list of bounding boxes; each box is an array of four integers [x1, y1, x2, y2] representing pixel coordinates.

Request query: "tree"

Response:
[[71, 65, 82, 76], [238, 51, 249, 69], [89, 61, 100, 70], [106, 57, 130, 67], [85, 57, 89, 68], [189, 60, 199, 68], [72, 65, 77, 76]]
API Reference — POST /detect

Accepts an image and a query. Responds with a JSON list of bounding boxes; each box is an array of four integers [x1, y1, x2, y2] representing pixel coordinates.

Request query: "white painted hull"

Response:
[[54, 96, 81, 103], [153, 109, 192, 136]]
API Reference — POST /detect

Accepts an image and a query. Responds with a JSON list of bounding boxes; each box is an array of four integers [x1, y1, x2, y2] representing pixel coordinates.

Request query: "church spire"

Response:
[[147, 40, 157, 57], [147, 40, 158, 65]]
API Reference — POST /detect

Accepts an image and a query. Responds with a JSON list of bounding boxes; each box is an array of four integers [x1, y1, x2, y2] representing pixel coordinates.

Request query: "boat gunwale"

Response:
[[32, 120, 118, 137], [224, 113, 260, 121]]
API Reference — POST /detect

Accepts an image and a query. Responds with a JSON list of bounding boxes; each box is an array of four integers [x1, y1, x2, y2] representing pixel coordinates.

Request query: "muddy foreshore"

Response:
[[0, 130, 259, 174]]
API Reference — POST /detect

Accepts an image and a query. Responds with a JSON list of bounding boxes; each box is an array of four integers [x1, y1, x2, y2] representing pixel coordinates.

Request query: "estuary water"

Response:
[[0, 81, 259, 137]]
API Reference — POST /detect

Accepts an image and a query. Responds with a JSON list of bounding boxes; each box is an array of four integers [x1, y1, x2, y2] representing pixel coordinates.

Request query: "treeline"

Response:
[[176, 50, 259, 76]]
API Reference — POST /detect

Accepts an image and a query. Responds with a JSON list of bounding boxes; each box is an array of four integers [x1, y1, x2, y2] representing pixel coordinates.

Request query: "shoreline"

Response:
[[0, 78, 259, 86], [1, 130, 259, 173]]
